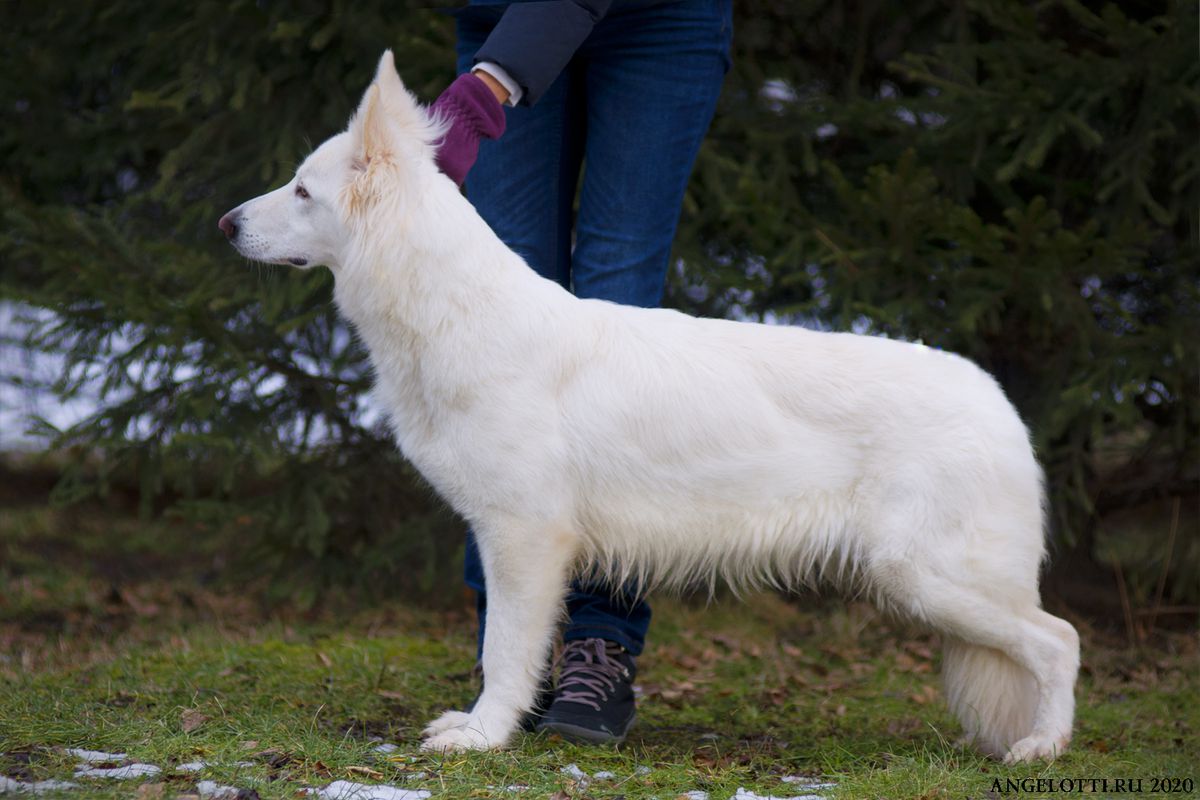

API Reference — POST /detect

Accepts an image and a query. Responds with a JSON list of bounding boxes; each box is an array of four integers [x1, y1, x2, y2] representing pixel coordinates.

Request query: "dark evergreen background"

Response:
[[1, 0, 1196, 607]]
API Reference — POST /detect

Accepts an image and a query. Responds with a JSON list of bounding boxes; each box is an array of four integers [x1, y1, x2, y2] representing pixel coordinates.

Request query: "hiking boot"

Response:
[[537, 638, 637, 744]]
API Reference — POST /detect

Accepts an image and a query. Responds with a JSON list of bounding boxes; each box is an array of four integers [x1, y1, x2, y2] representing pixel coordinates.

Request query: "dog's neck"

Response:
[[334, 178, 535, 330], [331, 175, 561, 430]]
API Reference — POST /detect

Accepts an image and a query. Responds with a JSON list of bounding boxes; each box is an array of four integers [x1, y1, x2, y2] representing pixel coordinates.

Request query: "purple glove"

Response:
[[431, 73, 507, 186]]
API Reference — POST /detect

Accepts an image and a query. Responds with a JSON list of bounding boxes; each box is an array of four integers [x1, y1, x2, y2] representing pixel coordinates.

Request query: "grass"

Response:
[[1, 501, 1197, 799]]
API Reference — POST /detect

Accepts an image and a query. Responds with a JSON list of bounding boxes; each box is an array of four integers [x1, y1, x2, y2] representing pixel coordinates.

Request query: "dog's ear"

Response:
[[355, 83, 388, 164], [372, 50, 408, 109], [350, 50, 429, 164], [373, 50, 430, 139]]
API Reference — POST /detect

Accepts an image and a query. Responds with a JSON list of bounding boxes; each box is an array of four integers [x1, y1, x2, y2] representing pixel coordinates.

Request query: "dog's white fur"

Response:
[[223, 52, 1079, 761]]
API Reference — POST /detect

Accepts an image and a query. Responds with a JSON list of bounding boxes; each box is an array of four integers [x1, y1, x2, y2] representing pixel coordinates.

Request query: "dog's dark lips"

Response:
[[287, 257, 308, 266]]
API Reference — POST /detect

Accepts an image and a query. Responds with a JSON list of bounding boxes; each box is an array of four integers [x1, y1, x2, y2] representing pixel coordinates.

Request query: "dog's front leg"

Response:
[[421, 521, 576, 752]]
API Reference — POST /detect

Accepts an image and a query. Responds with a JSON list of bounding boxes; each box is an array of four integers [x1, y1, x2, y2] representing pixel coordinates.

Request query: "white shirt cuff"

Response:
[[473, 61, 524, 107]]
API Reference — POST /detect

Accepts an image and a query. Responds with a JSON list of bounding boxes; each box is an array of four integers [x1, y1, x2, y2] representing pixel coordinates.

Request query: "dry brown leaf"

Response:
[[905, 642, 935, 660], [887, 717, 924, 736], [134, 784, 164, 800], [910, 684, 938, 705], [376, 690, 407, 700], [345, 765, 383, 779], [180, 708, 210, 733], [316, 651, 333, 668], [118, 587, 160, 617]]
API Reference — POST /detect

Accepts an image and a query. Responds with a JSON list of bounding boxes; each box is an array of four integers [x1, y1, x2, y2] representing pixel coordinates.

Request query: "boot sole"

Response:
[[535, 714, 635, 745]]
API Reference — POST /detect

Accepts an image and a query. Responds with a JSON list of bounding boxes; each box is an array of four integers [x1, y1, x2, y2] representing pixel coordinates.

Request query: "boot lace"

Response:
[[554, 639, 629, 711]]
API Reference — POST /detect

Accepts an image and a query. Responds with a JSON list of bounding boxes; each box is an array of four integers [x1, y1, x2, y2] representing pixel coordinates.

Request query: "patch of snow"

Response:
[[760, 79, 798, 112], [731, 789, 824, 800], [780, 777, 836, 790], [634, 765, 652, 775], [197, 781, 242, 799], [63, 749, 126, 763], [682, 792, 709, 800], [0, 776, 81, 794], [560, 764, 587, 780], [176, 761, 208, 773], [371, 744, 399, 754], [307, 781, 431, 800], [74, 763, 161, 780], [592, 771, 616, 780]]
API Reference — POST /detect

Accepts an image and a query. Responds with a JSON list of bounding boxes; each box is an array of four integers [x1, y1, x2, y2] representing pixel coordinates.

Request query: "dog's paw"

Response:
[[422, 710, 471, 737], [1003, 733, 1069, 763], [420, 722, 500, 752]]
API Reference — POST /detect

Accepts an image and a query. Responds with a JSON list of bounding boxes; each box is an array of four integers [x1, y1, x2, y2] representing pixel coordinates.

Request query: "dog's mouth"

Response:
[[262, 255, 309, 267]]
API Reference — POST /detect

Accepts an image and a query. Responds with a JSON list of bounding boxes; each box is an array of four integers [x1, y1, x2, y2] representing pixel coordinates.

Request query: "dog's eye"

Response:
[[295, 185, 310, 199]]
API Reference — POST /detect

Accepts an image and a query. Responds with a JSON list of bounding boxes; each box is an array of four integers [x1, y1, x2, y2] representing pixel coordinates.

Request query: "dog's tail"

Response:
[[942, 637, 1037, 758]]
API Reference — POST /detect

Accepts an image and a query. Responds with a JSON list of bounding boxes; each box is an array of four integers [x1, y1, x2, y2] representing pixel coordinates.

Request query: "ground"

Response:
[[1, 502, 1197, 800]]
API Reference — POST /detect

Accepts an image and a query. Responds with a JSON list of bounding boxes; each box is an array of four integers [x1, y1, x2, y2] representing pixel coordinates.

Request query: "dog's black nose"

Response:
[[218, 212, 239, 240]]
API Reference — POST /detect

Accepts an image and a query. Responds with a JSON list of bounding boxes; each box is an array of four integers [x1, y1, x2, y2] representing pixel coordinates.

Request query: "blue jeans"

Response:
[[457, 0, 732, 659]]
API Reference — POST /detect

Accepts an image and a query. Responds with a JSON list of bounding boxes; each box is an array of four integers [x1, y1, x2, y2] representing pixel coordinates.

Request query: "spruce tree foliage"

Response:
[[1, 1, 1195, 601], [1, 2, 463, 601]]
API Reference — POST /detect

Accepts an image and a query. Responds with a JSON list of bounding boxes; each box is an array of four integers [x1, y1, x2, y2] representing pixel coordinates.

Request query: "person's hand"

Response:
[[431, 73, 507, 186]]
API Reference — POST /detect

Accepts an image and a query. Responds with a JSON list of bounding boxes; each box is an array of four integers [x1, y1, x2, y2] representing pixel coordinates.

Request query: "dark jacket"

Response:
[[463, 0, 614, 106]]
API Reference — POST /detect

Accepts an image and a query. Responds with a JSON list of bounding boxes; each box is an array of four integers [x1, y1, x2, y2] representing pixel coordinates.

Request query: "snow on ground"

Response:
[[0, 776, 81, 794], [197, 780, 245, 799], [0, 745, 835, 799], [732, 788, 827, 800], [73, 763, 161, 779], [302, 781, 431, 800], [61, 749, 125, 764]]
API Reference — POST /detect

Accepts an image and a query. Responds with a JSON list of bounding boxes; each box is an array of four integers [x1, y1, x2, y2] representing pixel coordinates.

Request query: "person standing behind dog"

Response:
[[428, 0, 732, 744]]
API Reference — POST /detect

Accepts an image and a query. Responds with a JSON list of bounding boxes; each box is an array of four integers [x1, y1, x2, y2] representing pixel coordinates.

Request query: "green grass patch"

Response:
[[1, 505, 1197, 799]]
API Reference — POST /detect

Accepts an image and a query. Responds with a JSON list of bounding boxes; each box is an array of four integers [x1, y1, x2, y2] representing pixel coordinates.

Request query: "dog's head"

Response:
[[218, 51, 443, 271]]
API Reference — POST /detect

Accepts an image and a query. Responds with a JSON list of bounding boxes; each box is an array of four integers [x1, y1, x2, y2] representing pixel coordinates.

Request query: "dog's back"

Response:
[[543, 305, 1044, 598]]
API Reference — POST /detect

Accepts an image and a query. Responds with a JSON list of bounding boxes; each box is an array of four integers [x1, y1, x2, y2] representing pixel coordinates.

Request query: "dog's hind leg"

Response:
[[876, 558, 1078, 762], [421, 519, 578, 752], [993, 608, 1079, 763]]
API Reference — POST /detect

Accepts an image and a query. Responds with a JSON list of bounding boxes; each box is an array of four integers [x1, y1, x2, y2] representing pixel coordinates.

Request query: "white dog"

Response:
[[220, 52, 1079, 762]]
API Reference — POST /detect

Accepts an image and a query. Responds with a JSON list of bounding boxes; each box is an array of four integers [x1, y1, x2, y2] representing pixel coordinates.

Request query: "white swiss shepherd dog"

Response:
[[220, 52, 1079, 762]]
